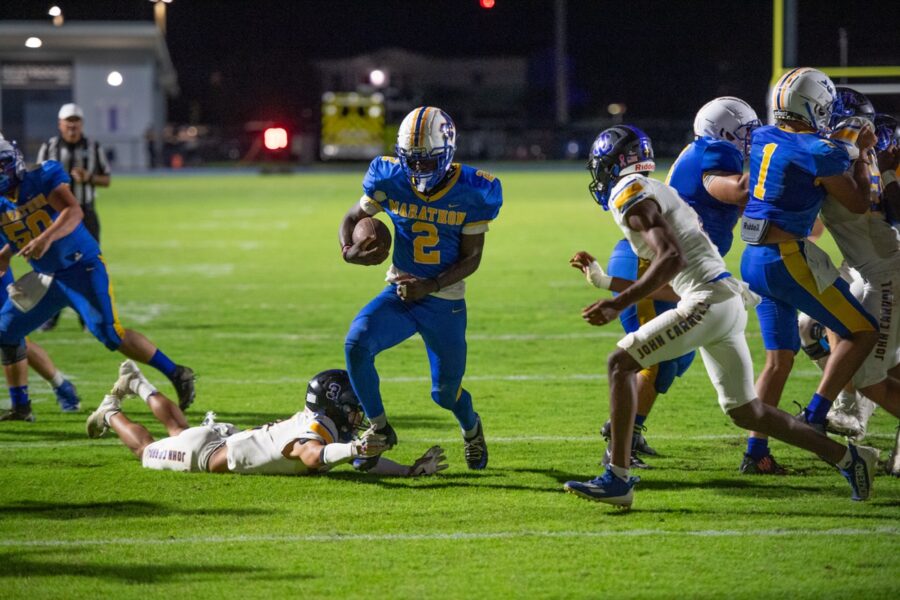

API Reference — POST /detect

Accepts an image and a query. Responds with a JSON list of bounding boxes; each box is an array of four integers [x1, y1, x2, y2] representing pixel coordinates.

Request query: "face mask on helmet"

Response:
[[0, 140, 26, 196], [693, 97, 761, 158], [396, 107, 457, 194], [587, 125, 655, 210], [771, 67, 837, 134], [830, 87, 876, 129], [305, 369, 365, 441], [874, 114, 900, 152]]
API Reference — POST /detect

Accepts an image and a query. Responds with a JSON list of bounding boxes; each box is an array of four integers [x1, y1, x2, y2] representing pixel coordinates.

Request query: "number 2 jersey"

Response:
[[0, 161, 100, 273], [743, 125, 850, 237], [359, 156, 503, 300]]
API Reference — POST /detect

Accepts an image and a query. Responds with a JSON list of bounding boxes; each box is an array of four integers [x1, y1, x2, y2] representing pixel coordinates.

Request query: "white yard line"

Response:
[[0, 527, 896, 548]]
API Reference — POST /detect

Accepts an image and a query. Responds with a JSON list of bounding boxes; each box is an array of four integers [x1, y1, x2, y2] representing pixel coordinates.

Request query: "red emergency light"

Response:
[[480, 0, 495, 8]]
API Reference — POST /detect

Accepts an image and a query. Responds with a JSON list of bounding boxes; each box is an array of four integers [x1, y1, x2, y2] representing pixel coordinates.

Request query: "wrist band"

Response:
[[883, 170, 897, 187]]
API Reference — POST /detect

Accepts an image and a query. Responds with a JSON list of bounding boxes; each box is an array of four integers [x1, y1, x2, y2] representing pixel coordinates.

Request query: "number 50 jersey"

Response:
[[359, 156, 502, 299], [0, 160, 100, 274]]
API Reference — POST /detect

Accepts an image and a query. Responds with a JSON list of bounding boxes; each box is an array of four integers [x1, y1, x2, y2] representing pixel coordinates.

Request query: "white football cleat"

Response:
[[111, 360, 151, 399], [86, 394, 122, 438]]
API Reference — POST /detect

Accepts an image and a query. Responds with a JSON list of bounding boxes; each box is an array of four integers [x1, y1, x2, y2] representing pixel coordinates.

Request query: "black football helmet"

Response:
[[305, 369, 364, 441], [830, 87, 875, 129], [587, 125, 655, 210]]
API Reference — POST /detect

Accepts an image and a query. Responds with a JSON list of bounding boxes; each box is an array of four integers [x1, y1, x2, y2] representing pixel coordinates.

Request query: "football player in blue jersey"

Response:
[[739, 68, 879, 461], [572, 97, 760, 469], [0, 139, 195, 421], [339, 107, 502, 469]]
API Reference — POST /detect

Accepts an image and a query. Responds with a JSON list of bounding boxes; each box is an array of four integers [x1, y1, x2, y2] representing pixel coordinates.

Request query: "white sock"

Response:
[[103, 407, 121, 426], [49, 371, 66, 389], [836, 447, 853, 470], [609, 464, 630, 481], [134, 380, 158, 403], [463, 422, 479, 438], [369, 413, 388, 429]]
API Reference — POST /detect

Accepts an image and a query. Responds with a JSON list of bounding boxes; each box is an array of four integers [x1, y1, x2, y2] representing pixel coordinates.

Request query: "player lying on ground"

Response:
[[0, 140, 194, 422], [563, 125, 879, 509], [576, 96, 761, 471], [339, 106, 502, 469], [86, 363, 447, 477]]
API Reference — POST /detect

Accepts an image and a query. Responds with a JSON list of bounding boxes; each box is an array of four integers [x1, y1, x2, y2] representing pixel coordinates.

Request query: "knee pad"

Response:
[[1, 342, 26, 365], [798, 313, 830, 361]]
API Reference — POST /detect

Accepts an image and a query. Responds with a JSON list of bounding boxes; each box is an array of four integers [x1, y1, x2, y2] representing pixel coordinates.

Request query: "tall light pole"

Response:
[[555, 0, 569, 126], [150, 0, 172, 35]]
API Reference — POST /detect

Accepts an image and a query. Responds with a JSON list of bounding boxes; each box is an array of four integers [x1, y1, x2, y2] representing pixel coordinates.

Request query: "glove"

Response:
[[352, 425, 390, 458], [408, 445, 449, 477], [585, 261, 613, 289]]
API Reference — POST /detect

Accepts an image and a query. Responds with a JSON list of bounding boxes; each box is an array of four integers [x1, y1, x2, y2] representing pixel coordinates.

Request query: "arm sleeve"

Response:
[[462, 177, 503, 235], [701, 142, 743, 174]]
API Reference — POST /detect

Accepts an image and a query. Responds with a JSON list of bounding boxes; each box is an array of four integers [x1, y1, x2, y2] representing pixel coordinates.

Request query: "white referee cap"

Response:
[[58, 103, 84, 120]]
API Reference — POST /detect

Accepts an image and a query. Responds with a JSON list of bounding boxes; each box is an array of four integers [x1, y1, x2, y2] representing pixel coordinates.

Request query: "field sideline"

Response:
[[0, 167, 897, 598]]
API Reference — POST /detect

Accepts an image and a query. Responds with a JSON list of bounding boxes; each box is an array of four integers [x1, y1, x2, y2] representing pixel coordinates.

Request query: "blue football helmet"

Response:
[[396, 107, 457, 194], [830, 87, 876, 129], [587, 125, 655, 210], [305, 369, 364, 441], [0, 139, 26, 196], [873, 114, 900, 152]]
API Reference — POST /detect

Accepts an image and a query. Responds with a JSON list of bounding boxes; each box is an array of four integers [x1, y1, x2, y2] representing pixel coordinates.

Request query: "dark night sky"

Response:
[[3, 1, 899, 125]]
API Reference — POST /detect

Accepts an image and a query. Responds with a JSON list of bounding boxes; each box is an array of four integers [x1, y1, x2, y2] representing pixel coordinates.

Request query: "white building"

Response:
[[0, 21, 177, 170]]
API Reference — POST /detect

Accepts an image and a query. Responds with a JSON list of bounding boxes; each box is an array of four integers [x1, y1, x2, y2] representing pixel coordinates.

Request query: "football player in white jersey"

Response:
[[563, 126, 879, 508], [85, 362, 447, 477]]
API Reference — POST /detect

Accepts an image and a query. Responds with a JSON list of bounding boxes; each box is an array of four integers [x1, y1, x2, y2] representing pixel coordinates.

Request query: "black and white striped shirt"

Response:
[[36, 136, 111, 208]]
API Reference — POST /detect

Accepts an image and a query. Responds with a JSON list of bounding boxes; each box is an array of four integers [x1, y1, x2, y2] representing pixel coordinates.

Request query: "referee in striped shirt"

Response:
[[36, 103, 112, 331]]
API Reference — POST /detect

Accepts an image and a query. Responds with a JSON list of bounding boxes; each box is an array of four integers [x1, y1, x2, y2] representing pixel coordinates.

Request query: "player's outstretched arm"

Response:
[[360, 446, 449, 477], [569, 251, 680, 302], [581, 200, 684, 326], [339, 202, 389, 265], [17, 184, 83, 260]]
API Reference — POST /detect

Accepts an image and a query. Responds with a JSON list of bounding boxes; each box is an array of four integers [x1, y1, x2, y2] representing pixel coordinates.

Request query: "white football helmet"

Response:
[[396, 107, 457, 193], [771, 67, 837, 133], [693, 97, 760, 157]]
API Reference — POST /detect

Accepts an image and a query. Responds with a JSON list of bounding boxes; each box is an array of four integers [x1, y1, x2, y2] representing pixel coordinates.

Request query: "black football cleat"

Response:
[[0, 406, 35, 422], [170, 365, 196, 410]]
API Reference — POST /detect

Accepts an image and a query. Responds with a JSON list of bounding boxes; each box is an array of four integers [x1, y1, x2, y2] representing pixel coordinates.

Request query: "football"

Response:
[[352, 217, 392, 259]]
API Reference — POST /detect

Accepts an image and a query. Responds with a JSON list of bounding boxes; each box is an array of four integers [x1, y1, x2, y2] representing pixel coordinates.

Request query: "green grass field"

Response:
[[0, 167, 898, 599]]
